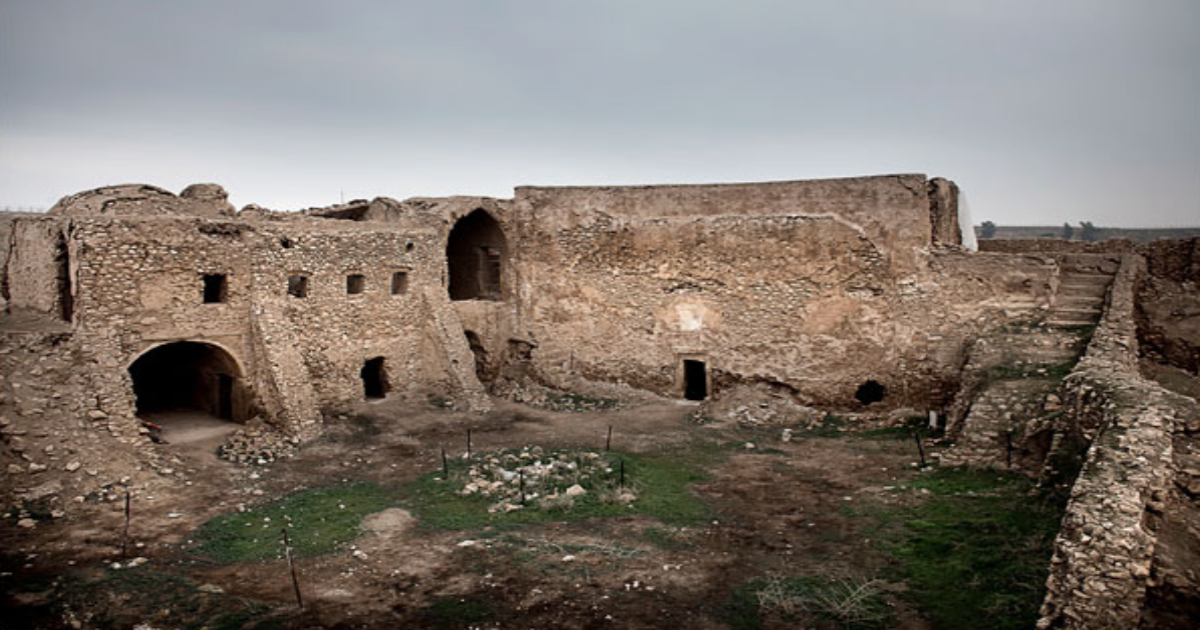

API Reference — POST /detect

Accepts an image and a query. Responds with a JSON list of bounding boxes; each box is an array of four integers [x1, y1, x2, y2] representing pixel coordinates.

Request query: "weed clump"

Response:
[[723, 575, 891, 630]]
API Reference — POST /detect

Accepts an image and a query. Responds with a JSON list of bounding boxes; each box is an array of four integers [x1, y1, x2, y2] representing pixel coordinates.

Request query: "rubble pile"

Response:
[[454, 446, 635, 514], [217, 418, 299, 465], [494, 381, 622, 413], [699, 386, 824, 428]]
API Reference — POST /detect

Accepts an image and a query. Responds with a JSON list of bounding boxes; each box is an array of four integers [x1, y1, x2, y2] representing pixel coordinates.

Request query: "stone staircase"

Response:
[[419, 286, 492, 413], [1046, 254, 1119, 328], [942, 324, 1089, 471]]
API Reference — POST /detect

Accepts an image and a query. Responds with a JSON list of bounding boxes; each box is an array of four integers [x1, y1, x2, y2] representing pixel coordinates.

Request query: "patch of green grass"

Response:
[[879, 468, 1065, 630], [720, 576, 891, 630], [419, 597, 493, 628], [543, 391, 621, 412], [642, 526, 689, 550], [791, 413, 848, 438], [857, 416, 944, 441], [53, 567, 285, 630], [404, 450, 709, 530], [979, 360, 1078, 386], [192, 483, 395, 563]]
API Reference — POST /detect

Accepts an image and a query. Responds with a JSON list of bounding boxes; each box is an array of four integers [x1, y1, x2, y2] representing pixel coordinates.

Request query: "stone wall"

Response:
[[981, 237, 1200, 374], [505, 179, 1057, 410], [2, 207, 490, 439], [1037, 255, 1199, 629]]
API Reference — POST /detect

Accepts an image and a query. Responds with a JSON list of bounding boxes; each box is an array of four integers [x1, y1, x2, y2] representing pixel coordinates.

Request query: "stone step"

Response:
[[1056, 294, 1105, 306], [1046, 318, 1098, 328], [1060, 272, 1115, 284], [1049, 306, 1102, 316], [1057, 283, 1110, 298], [1059, 254, 1121, 274]]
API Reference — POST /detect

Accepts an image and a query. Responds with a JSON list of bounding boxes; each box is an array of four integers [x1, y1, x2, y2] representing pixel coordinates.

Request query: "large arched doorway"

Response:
[[446, 209, 507, 301], [128, 341, 248, 426]]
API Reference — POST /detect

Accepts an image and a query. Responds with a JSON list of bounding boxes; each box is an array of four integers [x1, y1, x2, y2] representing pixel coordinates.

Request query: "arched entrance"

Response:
[[446, 209, 507, 301], [128, 341, 248, 423]]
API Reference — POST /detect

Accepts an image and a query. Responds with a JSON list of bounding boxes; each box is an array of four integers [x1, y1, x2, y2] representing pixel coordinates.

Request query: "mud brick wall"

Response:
[[1038, 255, 1198, 629]]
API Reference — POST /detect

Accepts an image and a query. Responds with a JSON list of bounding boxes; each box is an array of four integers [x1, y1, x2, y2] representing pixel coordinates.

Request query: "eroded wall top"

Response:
[[49, 183, 236, 219]]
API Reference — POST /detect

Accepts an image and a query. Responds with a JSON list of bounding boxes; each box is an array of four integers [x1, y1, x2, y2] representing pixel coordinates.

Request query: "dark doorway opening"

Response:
[[362, 357, 388, 399], [128, 341, 243, 421], [683, 359, 707, 401], [55, 230, 73, 322], [855, 380, 886, 405], [464, 331, 491, 383], [447, 209, 508, 301], [203, 274, 228, 303]]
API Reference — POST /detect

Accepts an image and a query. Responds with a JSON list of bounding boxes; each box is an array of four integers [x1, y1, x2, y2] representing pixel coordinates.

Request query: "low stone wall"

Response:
[[1037, 255, 1196, 629]]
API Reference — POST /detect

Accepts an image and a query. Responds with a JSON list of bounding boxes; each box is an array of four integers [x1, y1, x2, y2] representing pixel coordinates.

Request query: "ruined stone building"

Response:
[[2, 174, 1198, 628]]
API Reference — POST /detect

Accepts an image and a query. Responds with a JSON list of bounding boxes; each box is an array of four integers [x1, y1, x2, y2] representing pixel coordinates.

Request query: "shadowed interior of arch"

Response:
[[128, 341, 246, 426], [446, 208, 507, 301]]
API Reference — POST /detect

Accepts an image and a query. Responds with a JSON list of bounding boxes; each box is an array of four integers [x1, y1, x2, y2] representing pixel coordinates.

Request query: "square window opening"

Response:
[[287, 275, 309, 298], [346, 274, 366, 295], [391, 271, 409, 295]]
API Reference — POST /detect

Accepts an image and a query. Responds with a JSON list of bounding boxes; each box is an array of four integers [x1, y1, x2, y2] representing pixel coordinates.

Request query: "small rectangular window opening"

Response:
[[391, 271, 409, 295], [287, 275, 309, 298], [346, 274, 366, 295], [203, 274, 228, 303]]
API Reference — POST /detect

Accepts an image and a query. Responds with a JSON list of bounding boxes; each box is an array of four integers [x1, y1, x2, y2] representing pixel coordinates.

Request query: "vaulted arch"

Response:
[[128, 341, 249, 422], [446, 209, 507, 301]]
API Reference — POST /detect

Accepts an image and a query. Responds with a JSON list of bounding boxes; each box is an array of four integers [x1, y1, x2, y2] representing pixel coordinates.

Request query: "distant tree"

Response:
[[980, 221, 997, 239], [1061, 222, 1074, 240], [1079, 221, 1099, 242]]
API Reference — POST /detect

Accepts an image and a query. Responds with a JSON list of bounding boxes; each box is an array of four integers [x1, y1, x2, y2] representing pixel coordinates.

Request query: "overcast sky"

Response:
[[2, 0, 1197, 226]]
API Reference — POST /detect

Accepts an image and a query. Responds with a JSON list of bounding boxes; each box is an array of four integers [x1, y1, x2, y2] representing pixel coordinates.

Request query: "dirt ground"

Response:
[[1, 395, 940, 629]]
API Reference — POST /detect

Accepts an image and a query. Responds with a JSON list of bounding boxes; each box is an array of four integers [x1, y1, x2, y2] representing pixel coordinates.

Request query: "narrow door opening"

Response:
[[55, 231, 73, 322], [362, 357, 388, 399], [203, 274, 228, 303], [683, 359, 707, 401]]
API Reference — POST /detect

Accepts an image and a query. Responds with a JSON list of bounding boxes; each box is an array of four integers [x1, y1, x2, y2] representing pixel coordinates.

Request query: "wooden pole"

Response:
[[519, 470, 526, 505], [121, 491, 131, 558], [605, 425, 612, 452], [441, 447, 449, 478], [281, 528, 304, 610], [467, 429, 472, 458], [914, 430, 927, 468], [619, 458, 625, 488], [1005, 431, 1014, 470]]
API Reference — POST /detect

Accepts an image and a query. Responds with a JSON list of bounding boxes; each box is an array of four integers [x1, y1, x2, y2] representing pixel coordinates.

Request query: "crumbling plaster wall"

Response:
[[505, 178, 1056, 409], [0, 214, 71, 317]]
